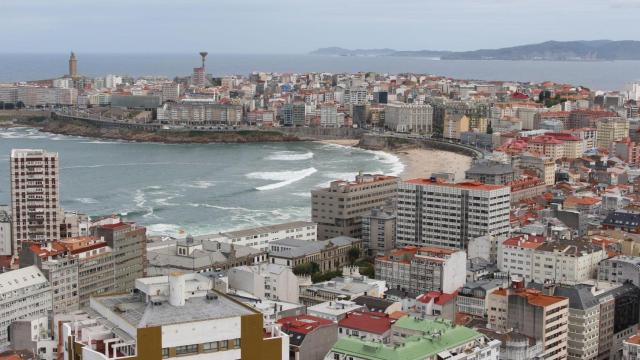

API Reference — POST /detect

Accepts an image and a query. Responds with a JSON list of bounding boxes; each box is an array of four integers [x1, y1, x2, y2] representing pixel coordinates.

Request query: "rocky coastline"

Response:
[[15, 117, 302, 144]]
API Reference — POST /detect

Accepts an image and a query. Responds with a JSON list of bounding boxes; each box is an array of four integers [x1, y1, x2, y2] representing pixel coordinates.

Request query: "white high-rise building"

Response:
[[228, 263, 300, 303], [104, 74, 123, 89], [320, 104, 339, 127], [626, 82, 640, 101], [10, 149, 61, 251], [343, 86, 368, 105], [0, 210, 11, 256], [161, 82, 181, 102], [384, 102, 433, 133], [0, 266, 52, 348], [396, 179, 511, 249]]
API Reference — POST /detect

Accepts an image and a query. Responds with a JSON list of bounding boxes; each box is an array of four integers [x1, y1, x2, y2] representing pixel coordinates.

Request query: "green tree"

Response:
[[311, 270, 342, 283], [348, 247, 361, 265], [293, 262, 319, 276], [360, 264, 375, 278]]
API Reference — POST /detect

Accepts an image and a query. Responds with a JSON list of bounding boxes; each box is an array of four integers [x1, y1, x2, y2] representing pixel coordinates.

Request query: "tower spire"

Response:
[[199, 51, 208, 69], [68, 51, 78, 79]]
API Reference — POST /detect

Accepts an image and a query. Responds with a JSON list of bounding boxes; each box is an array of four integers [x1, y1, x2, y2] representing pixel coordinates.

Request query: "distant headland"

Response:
[[310, 40, 640, 61]]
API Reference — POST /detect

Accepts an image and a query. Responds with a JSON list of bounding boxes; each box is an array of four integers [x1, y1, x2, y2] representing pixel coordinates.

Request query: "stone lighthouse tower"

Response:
[[68, 52, 78, 79]]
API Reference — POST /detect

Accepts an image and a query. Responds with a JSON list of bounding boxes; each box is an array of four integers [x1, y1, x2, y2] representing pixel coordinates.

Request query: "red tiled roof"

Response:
[[277, 315, 333, 335], [528, 136, 564, 145], [626, 334, 640, 345], [417, 291, 457, 305], [545, 133, 581, 142], [492, 287, 567, 307], [338, 311, 393, 335], [502, 234, 545, 249], [405, 178, 507, 191], [99, 222, 128, 229], [388, 311, 407, 320], [564, 196, 600, 207], [27, 241, 66, 258]]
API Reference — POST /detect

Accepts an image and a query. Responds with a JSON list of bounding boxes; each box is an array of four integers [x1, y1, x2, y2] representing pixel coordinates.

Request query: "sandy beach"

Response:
[[318, 139, 473, 181], [395, 148, 472, 181], [318, 139, 361, 146]]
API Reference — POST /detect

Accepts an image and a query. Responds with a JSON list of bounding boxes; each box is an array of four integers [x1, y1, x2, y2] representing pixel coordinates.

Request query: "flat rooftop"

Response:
[[404, 178, 507, 191], [221, 221, 315, 238], [93, 291, 255, 328]]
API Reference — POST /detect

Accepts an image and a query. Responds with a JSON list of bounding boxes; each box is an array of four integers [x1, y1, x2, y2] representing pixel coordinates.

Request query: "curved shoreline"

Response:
[[318, 139, 473, 181], [10, 115, 473, 182]]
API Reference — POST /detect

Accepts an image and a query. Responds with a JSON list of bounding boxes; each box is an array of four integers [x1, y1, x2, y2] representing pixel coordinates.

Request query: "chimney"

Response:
[[168, 272, 186, 306]]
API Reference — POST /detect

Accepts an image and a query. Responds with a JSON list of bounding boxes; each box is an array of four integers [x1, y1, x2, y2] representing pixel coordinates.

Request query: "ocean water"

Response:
[[1, 53, 638, 90], [0, 127, 403, 237]]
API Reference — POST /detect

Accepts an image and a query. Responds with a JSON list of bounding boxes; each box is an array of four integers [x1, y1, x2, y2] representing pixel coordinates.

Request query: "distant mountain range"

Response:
[[309, 40, 640, 60]]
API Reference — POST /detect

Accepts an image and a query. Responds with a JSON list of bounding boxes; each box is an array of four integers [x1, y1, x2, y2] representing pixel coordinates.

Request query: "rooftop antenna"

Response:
[[199, 52, 208, 69]]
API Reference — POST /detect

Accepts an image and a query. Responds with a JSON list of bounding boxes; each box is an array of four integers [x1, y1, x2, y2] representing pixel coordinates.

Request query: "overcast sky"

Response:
[[2, 0, 640, 54]]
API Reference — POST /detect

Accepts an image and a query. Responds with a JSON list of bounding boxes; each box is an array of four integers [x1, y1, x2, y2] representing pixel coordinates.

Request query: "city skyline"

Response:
[[2, 0, 640, 54]]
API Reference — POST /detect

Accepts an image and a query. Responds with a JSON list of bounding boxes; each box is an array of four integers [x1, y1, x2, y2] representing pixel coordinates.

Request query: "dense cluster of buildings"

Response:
[[4, 52, 638, 138], [6, 55, 640, 359]]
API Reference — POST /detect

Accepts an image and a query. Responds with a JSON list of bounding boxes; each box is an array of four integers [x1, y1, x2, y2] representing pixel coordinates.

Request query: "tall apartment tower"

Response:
[[596, 117, 629, 149], [487, 283, 569, 360], [68, 51, 77, 79], [95, 222, 147, 292], [10, 149, 61, 253], [396, 178, 510, 249], [191, 51, 208, 87], [384, 102, 433, 133], [311, 173, 398, 240], [192, 67, 206, 87]]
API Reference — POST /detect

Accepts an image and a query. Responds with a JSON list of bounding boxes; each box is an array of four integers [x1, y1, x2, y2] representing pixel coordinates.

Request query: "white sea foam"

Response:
[[153, 196, 180, 207], [185, 180, 216, 189], [247, 167, 318, 191], [371, 150, 405, 176], [147, 224, 183, 237], [266, 151, 314, 161], [319, 142, 352, 151], [320, 141, 405, 176], [76, 197, 98, 204], [81, 140, 121, 144], [186, 203, 261, 212], [292, 192, 311, 198], [133, 189, 156, 218], [0, 131, 19, 139]]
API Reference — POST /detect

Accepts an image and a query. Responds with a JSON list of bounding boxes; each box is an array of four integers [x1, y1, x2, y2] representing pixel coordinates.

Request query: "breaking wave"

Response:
[[267, 151, 314, 161], [247, 167, 318, 191]]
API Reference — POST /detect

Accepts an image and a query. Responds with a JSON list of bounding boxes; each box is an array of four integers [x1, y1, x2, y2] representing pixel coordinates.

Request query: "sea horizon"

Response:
[[2, 53, 639, 90]]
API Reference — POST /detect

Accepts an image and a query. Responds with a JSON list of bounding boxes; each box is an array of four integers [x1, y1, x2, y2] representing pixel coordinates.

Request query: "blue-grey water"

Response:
[[1, 53, 638, 90], [0, 127, 402, 237]]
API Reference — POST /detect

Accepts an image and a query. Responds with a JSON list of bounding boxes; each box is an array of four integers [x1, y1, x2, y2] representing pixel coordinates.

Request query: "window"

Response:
[[219, 340, 228, 351], [162, 348, 169, 358], [233, 339, 240, 349], [202, 342, 218, 352], [175, 345, 198, 356]]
